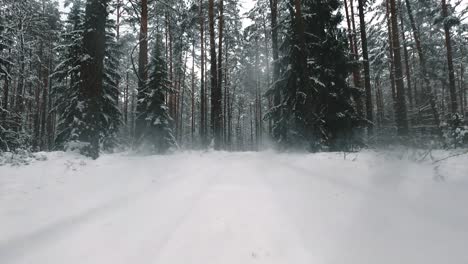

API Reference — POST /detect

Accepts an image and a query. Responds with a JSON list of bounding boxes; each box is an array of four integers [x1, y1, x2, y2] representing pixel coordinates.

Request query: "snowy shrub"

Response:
[[444, 114, 468, 148], [0, 149, 48, 167]]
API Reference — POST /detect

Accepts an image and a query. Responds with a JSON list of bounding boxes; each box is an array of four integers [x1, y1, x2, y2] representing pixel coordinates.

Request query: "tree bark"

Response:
[[357, 0, 373, 135], [293, 0, 309, 88], [40, 45, 49, 150], [389, 0, 409, 136], [218, 0, 224, 146], [442, 0, 458, 114], [199, 0, 206, 146], [191, 39, 196, 146], [124, 71, 129, 125], [349, 0, 364, 117], [80, 0, 108, 158], [269, 0, 281, 135], [135, 0, 148, 140], [15, 25, 25, 132], [209, 0, 222, 149], [399, 3, 413, 111]]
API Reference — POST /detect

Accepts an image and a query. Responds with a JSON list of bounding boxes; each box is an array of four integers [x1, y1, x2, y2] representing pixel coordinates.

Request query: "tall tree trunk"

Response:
[[255, 36, 260, 150], [169, 23, 175, 120], [205, 32, 209, 138], [223, 43, 229, 146], [250, 103, 254, 150], [199, 0, 206, 146], [357, 0, 373, 135], [116, 0, 121, 40], [293, 0, 309, 87], [218, 0, 224, 145], [2, 59, 10, 125], [461, 63, 466, 113], [34, 45, 41, 149], [442, 0, 458, 114], [405, 0, 442, 134], [15, 26, 25, 132], [124, 71, 129, 125], [115, 0, 123, 125], [269, 0, 281, 136], [260, 14, 272, 135], [191, 39, 196, 146], [344, 0, 364, 115], [349, 0, 364, 117], [46, 44, 55, 150], [385, 3, 397, 106], [40, 44, 49, 150], [40, 1, 50, 150], [389, 0, 409, 136], [399, 3, 413, 112], [80, 0, 108, 158], [209, 0, 222, 149], [179, 51, 189, 144], [135, 0, 148, 140]]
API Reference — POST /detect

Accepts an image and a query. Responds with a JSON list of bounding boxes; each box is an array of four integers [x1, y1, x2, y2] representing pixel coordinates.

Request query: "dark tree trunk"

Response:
[[199, 0, 206, 146], [124, 71, 129, 125], [349, 0, 365, 117], [80, 0, 108, 159], [179, 51, 189, 144], [399, 3, 413, 112], [15, 27, 25, 132], [357, 0, 374, 135], [34, 44, 42, 149], [218, 0, 224, 146], [2, 72, 9, 123], [389, 0, 409, 136], [223, 43, 229, 146], [293, 0, 309, 88], [442, 0, 458, 114], [269, 0, 281, 135], [135, 0, 148, 140], [46, 45, 54, 150], [40, 46, 49, 150], [191, 39, 196, 146], [209, 0, 222, 149]]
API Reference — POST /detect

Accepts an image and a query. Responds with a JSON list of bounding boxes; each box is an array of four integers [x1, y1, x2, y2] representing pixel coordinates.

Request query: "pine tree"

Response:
[[54, 0, 86, 151], [100, 16, 122, 151], [268, 0, 364, 151], [54, 0, 117, 158], [136, 36, 177, 153]]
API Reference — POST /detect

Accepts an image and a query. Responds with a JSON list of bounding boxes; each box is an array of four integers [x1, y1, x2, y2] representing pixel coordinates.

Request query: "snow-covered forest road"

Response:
[[1, 151, 467, 264]]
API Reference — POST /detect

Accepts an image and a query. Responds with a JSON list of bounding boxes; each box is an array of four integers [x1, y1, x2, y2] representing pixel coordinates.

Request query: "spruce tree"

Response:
[[136, 37, 177, 153], [54, 0, 85, 151], [55, 0, 119, 158], [100, 16, 122, 151], [269, 0, 364, 151]]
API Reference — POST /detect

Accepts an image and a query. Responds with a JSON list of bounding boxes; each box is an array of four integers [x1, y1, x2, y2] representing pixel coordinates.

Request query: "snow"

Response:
[[0, 150, 467, 264]]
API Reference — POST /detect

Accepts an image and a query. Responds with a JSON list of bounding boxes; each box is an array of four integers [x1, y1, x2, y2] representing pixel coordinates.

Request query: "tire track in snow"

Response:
[[0, 154, 222, 264]]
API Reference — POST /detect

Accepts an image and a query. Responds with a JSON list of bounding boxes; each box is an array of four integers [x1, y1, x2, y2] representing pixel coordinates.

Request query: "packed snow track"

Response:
[[0, 150, 467, 264]]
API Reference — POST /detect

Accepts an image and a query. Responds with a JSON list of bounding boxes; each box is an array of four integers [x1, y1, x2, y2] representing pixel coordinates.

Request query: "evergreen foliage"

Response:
[[53, 0, 85, 151], [268, 0, 364, 151], [136, 36, 177, 153], [101, 16, 123, 151], [54, 0, 121, 157]]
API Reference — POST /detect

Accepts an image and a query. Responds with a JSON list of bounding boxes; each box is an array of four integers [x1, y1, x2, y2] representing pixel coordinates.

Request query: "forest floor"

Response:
[[0, 149, 467, 264]]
